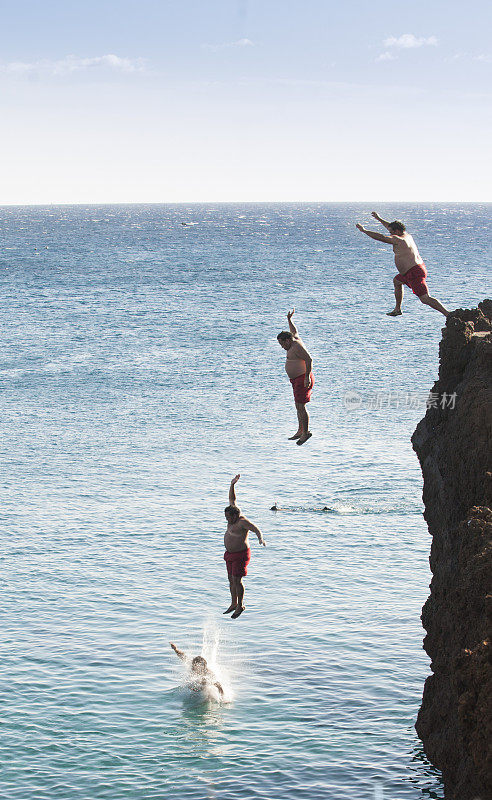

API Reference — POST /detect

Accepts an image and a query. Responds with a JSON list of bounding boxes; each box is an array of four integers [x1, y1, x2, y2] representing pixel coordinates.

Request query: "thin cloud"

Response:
[[202, 38, 255, 53], [376, 33, 438, 63], [0, 54, 147, 77], [446, 52, 492, 64], [383, 34, 438, 49], [375, 52, 396, 62]]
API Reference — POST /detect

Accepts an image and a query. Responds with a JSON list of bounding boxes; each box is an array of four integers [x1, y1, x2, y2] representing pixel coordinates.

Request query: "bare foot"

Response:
[[386, 309, 402, 317], [288, 432, 301, 440], [231, 606, 245, 619], [223, 604, 236, 614], [296, 432, 313, 446]]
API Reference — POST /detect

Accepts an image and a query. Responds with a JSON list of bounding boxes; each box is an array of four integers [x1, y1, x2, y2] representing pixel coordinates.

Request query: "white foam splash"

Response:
[[179, 618, 234, 704], [202, 618, 234, 702], [374, 782, 384, 800], [201, 618, 220, 667]]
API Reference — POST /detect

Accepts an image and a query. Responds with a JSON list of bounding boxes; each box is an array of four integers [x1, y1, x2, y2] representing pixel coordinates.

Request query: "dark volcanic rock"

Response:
[[412, 301, 492, 800]]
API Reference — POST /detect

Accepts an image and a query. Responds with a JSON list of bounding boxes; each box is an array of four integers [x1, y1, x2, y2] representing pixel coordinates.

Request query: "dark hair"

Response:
[[389, 220, 406, 234], [225, 504, 240, 519], [277, 331, 293, 343], [191, 655, 207, 669]]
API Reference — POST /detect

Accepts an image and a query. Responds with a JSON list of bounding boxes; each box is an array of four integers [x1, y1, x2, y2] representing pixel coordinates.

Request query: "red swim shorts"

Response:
[[224, 548, 251, 578], [394, 263, 429, 297], [290, 372, 314, 404]]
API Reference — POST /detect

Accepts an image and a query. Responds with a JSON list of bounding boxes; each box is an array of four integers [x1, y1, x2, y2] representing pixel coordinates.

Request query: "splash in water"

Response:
[[373, 782, 384, 800], [175, 619, 233, 704], [200, 618, 233, 702]]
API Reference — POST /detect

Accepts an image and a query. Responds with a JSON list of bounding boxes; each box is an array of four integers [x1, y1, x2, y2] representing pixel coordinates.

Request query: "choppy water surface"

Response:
[[1, 203, 489, 799]]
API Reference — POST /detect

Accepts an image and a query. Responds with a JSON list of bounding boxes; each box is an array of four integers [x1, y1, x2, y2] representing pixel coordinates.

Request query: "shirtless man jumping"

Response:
[[356, 212, 449, 317], [277, 309, 314, 445], [223, 474, 265, 619]]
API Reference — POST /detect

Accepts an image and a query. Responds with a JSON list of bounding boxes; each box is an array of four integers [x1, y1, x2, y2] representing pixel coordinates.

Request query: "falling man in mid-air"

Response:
[[356, 212, 449, 317], [277, 309, 314, 445], [223, 474, 266, 619]]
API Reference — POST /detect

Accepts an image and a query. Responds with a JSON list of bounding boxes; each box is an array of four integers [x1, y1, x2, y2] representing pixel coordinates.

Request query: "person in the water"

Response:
[[277, 309, 314, 445], [170, 642, 224, 696], [356, 212, 449, 317], [224, 474, 266, 619]]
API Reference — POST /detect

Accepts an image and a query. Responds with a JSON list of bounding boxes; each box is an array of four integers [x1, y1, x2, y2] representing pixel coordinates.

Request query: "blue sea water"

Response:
[[0, 203, 489, 800]]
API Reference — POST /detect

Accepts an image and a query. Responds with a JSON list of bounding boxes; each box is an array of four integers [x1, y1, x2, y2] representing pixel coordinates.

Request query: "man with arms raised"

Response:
[[356, 212, 449, 317], [277, 309, 314, 445], [223, 474, 265, 619], [169, 642, 224, 697]]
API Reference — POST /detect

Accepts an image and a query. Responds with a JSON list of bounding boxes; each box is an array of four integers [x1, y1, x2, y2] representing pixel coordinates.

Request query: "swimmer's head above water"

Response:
[[170, 643, 209, 674], [191, 655, 208, 674]]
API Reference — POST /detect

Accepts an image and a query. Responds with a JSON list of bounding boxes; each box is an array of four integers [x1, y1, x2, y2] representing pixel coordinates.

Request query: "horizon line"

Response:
[[0, 199, 491, 207]]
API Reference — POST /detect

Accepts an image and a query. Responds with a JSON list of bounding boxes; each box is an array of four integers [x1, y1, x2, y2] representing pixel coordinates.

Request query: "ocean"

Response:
[[0, 203, 489, 799]]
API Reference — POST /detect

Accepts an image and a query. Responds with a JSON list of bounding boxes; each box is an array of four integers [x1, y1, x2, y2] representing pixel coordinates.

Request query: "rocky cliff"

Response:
[[412, 300, 492, 800]]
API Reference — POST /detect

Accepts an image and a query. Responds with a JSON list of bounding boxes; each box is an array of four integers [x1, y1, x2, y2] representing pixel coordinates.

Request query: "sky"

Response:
[[0, 0, 491, 203]]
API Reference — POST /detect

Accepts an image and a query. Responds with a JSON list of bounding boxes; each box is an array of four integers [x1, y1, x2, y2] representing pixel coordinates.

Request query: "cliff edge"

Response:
[[412, 300, 492, 800]]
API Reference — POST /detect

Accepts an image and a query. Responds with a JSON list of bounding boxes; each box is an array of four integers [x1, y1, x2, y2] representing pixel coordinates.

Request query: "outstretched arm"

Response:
[[170, 642, 187, 661], [287, 308, 298, 336], [356, 224, 393, 244], [371, 211, 392, 231], [244, 518, 266, 546], [229, 474, 240, 505]]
